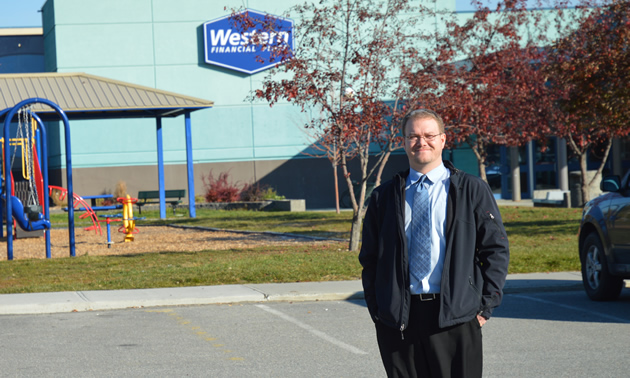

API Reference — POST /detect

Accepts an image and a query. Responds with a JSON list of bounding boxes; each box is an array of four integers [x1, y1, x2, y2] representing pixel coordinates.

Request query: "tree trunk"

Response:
[[333, 161, 340, 214], [478, 160, 488, 183], [374, 150, 391, 187], [579, 138, 613, 205], [580, 151, 589, 204], [566, 134, 590, 207], [470, 141, 487, 183], [587, 138, 613, 199], [343, 152, 371, 251], [510, 146, 521, 201], [348, 210, 363, 251]]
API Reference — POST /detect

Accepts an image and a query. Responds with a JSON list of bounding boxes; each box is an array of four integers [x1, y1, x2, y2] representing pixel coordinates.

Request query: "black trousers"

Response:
[[375, 296, 483, 378]]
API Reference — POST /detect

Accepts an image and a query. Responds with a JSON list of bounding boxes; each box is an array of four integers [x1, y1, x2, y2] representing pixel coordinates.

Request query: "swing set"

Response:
[[1, 98, 77, 260], [1, 98, 147, 261], [1, 104, 49, 231]]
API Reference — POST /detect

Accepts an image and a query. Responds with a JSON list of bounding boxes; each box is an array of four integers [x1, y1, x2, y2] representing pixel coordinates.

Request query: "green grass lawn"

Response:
[[1, 206, 583, 294], [500, 206, 582, 273]]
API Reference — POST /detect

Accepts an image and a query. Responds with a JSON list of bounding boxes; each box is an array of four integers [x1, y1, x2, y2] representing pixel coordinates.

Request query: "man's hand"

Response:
[[476, 314, 487, 327]]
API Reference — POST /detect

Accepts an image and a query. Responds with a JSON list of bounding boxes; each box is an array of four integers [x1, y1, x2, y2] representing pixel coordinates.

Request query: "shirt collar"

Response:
[[408, 163, 446, 186]]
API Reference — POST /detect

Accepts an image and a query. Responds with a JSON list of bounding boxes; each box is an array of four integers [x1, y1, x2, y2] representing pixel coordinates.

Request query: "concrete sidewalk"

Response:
[[1, 271, 614, 315]]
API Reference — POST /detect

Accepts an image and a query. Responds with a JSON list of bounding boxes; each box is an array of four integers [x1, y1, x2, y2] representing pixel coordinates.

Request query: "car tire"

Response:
[[580, 232, 624, 301]]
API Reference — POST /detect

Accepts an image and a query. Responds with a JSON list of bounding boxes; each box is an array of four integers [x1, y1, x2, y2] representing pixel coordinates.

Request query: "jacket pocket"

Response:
[[468, 275, 482, 301]]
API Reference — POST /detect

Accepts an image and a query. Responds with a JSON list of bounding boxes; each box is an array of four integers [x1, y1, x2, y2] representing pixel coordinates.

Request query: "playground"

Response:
[[0, 96, 335, 262], [0, 224, 325, 261], [0, 75, 220, 261]]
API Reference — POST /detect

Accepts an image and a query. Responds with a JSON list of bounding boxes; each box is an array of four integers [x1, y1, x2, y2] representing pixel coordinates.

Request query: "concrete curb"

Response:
[[0, 281, 365, 315], [0, 285, 264, 315], [2, 272, 627, 316]]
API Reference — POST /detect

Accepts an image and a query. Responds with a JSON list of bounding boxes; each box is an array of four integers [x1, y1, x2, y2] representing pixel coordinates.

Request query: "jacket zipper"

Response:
[[487, 211, 505, 236], [398, 174, 408, 341]]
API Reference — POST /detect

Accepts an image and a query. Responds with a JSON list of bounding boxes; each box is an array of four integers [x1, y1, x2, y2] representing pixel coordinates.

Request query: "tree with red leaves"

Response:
[[231, 0, 442, 251], [544, 0, 630, 203], [416, 0, 552, 185]]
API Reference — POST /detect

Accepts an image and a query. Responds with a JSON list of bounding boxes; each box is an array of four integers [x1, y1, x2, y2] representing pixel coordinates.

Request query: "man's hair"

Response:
[[400, 109, 445, 136]]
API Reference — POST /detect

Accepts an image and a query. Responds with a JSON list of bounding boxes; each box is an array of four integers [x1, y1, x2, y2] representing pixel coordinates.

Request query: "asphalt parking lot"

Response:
[[1, 275, 629, 377]]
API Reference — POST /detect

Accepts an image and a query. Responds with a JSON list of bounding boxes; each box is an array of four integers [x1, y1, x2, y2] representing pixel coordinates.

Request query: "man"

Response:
[[359, 109, 509, 377]]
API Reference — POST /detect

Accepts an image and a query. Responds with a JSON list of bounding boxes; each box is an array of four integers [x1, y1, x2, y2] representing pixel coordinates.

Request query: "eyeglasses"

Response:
[[405, 134, 443, 143]]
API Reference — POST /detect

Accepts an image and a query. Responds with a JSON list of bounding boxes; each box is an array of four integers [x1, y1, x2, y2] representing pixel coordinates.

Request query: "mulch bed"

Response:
[[0, 225, 333, 261]]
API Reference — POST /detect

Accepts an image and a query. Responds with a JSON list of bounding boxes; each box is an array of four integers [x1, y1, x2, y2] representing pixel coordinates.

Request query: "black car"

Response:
[[578, 171, 630, 301]]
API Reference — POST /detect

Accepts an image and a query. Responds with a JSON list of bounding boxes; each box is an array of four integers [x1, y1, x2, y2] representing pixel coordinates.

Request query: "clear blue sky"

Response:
[[0, 0, 46, 28]]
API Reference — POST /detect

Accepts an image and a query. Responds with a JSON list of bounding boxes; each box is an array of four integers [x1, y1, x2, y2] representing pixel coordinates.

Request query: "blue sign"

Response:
[[203, 9, 294, 75]]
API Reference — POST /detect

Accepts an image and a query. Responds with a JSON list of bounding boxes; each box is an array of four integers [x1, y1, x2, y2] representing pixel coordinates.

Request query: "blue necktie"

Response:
[[409, 175, 432, 281]]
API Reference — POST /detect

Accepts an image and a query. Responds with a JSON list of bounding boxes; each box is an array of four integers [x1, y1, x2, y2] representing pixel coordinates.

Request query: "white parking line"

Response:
[[255, 304, 368, 355], [512, 294, 630, 323]]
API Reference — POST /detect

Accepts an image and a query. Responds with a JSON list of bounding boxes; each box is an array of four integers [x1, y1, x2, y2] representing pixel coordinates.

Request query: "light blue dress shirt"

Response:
[[405, 163, 450, 294]]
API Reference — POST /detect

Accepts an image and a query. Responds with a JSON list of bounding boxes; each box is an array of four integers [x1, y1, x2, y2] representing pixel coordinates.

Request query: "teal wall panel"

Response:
[[42, 0, 55, 36], [54, 24, 155, 68], [251, 104, 314, 158], [153, 22, 201, 66], [153, 65, 250, 105], [449, 146, 479, 176], [50, 0, 153, 24], [59, 66, 156, 88], [244, 0, 298, 15], [180, 108, 254, 150], [45, 120, 65, 168], [151, 0, 227, 22], [43, 28, 57, 72], [64, 118, 156, 168]]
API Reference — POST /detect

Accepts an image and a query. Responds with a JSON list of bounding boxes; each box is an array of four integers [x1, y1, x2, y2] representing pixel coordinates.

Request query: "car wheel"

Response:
[[580, 233, 623, 301]]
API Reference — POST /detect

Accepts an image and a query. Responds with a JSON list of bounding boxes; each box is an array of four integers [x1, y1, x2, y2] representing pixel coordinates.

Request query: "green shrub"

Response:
[[240, 182, 285, 201]]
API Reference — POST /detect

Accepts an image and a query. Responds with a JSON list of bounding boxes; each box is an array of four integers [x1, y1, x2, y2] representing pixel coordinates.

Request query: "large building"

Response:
[[36, 0, 414, 208], [0, 0, 624, 208]]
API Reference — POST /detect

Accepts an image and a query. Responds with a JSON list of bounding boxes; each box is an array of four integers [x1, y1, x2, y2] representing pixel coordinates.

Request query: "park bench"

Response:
[[80, 194, 122, 211], [136, 189, 185, 214], [63, 194, 122, 212], [532, 190, 571, 208]]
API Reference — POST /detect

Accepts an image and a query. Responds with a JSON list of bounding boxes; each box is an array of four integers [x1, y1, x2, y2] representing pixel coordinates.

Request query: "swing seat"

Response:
[[25, 204, 43, 221], [9, 195, 50, 231]]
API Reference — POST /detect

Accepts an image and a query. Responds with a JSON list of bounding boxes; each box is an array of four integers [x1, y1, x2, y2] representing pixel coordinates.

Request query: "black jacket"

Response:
[[359, 161, 510, 330]]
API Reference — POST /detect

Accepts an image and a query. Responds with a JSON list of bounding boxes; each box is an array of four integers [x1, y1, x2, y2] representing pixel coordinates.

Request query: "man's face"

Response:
[[403, 117, 446, 174]]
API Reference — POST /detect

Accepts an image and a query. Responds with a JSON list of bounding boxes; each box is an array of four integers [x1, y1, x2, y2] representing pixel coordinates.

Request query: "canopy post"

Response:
[[156, 117, 166, 219], [185, 112, 196, 218]]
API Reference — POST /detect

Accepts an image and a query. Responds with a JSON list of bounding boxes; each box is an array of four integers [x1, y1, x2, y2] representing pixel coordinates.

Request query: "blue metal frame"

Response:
[[154, 113, 197, 219], [185, 112, 196, 218], [3, 98, 75, 260], [30, 111, 51, 259], [0, 108, 7, 240], [156, 117, 166, 219]]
